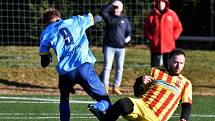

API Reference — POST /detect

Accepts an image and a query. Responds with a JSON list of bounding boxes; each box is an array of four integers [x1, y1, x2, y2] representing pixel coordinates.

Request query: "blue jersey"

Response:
[[39, 13, 96, 75]]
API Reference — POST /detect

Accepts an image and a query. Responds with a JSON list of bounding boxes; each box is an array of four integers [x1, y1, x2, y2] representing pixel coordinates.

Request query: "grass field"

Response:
[[0, 46, 215, 121], [0, 46, 215, 95], [0, 95, 215, 121]]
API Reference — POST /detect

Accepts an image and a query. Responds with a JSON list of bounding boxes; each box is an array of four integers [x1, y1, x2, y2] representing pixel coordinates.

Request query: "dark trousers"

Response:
[[151, 52, 169, 69]]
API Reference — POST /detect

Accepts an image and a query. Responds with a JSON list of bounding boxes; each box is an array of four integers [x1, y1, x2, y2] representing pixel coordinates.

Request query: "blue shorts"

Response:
[[59, 62, 107, 100]]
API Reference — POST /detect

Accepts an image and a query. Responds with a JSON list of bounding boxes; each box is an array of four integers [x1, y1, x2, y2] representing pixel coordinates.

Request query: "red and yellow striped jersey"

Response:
[[141, 68, 192, 121]]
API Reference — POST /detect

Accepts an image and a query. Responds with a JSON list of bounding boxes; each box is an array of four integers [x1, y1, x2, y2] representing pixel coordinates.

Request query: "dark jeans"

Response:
[[151, 53, 169, 69]]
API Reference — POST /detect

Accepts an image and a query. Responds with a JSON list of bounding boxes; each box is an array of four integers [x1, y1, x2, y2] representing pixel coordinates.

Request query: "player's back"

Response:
[[41, 14, 96, 75]]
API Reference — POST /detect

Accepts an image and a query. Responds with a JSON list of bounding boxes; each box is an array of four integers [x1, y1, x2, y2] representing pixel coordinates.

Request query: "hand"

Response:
[[41, 53, 52, 68], [93, 15, 102, 23], [142, 76, 153, 84], [125, 36, 131, 43], [113, 1, 120, 7], [133, 75, 153, 97], [112, 1, 123, 8], [180, 119, 186, 121]]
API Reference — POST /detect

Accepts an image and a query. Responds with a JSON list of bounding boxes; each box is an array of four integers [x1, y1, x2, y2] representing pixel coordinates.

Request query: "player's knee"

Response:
[[116, 98, 134, 115]]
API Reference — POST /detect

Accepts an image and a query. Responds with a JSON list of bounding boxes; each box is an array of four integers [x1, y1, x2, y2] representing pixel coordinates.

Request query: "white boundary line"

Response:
[[0, 96, 215, 119], [172, 114, 215, 118], [0, 116, 96, 119], [0, 96, 96, 104], [0, 113, 92, 116], [0, 113, 214, 120], [0, 113, 214, 118], [0, 96, 58, 101]]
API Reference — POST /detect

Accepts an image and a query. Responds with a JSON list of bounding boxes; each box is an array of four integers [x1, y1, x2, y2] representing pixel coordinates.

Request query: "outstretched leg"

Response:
[[78, 63, 112, 120]]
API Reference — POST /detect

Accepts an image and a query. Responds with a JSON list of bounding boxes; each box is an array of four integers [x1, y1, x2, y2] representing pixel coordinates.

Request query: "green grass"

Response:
[[0, 95, 215, 121], [0, 46, 215, 95]]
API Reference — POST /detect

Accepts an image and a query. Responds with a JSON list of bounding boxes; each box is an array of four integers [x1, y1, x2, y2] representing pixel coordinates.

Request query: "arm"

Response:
[[100, 2, 114, 23], [143, 16, 153, 41], [180, 79, 192, 121], [133, 75, 153, 97], [125, 19, 132, 43], [180, 103, 191, 121], [173, 12, 183, 40], [93, 15, 103, 23]]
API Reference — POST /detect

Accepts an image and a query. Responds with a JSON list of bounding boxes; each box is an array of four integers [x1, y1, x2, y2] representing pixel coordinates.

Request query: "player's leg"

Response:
[[124, 98, 160, 121], [59, 75, 73, 121], [101, 45, 115, 92], [103, 97, 134, 121], [113, 48, 125, 95], [77, 62, 111, 120]]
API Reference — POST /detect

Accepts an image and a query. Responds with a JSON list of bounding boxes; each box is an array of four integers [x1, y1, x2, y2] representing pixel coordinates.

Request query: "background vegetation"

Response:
[[0, 0, 214, 46]]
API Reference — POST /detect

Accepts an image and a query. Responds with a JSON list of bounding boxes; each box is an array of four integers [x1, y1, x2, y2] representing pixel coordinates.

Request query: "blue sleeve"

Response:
[[73, 13, 94, 30], [39, 31, 52, 55]]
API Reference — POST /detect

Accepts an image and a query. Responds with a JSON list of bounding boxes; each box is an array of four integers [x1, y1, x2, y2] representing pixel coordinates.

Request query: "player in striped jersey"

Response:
[[39, 8, 111, 121], [102, 48, 192, 121]]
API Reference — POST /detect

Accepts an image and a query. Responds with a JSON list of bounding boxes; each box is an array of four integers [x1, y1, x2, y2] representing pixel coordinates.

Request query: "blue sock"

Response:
[[94, 100, 110, 111], [59, 100, 70, 121]]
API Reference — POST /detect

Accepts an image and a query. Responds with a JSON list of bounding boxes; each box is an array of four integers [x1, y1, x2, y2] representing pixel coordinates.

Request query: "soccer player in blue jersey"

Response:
[[39, 8, 111, 121]]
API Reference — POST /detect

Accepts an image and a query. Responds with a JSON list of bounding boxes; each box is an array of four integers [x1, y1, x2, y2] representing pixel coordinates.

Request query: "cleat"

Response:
[[88, 104, 104, 121]]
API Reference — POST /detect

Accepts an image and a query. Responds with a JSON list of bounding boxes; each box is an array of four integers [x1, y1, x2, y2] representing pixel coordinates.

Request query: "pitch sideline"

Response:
[[0, 96, 215, 119], [0, 96, 96, 104]]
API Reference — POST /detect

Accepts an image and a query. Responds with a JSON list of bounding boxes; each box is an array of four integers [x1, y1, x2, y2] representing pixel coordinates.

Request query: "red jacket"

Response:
[[144, 1, 183, 53]]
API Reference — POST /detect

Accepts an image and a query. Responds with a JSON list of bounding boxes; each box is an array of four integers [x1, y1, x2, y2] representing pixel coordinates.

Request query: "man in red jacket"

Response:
[[144, 0, 183, 69]]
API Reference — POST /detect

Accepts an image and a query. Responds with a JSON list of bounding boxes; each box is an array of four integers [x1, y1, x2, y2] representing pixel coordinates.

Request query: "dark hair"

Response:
[[43, 7, 61, 25], [169, 48, 185, 60]]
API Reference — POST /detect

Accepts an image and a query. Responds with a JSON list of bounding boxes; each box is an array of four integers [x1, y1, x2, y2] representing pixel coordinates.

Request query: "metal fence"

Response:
[[0, 0, 214, 67], [0, 0, 214, 95], [0, 0, 152, 67], [0, 0, 152, 46]]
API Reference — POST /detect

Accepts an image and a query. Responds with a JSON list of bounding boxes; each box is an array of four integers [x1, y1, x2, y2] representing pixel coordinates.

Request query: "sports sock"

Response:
[[94, 100, 110, 111], [59, 100, 70, 121]]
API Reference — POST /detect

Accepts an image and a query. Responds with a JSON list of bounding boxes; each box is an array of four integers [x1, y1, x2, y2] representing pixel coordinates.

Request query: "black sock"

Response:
[[103, 98, 133, 121]]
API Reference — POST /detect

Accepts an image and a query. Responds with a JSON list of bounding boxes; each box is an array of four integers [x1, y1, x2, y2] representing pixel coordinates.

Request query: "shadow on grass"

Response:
[[0, 79, 50, 89]]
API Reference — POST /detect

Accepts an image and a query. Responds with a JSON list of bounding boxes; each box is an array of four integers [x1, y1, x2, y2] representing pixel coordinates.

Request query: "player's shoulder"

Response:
[[41, 25, 54, 35], [40, 24, 57, 40], [179, 74, 192, 85]]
